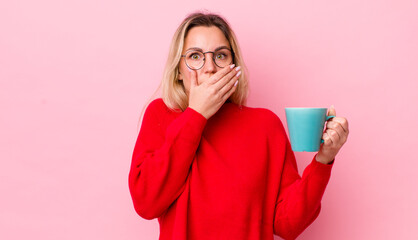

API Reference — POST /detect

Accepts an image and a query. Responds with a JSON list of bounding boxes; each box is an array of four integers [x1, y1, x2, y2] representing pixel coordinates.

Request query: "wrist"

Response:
[[315, 153, 334, 165], [188, 106, 208, 120]]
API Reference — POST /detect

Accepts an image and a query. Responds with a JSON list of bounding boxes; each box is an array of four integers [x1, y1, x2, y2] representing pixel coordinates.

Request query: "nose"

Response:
[[202, 52, 217, 74]]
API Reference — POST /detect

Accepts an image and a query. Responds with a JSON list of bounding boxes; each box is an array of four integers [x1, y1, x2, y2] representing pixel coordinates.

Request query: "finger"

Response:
[[189, 68, 198, 87], [323, 132, 332, 146], [222, 79, 238, 102], [218, 68, 241, 95], [206, 64, 235, 85], [328, 105, 336, 117], [214, 66, 241, 92], [325, 121, 348, 145], [326, 120, 345, 135], [325, 129, 341, 145], [328, 117, 349, 133]]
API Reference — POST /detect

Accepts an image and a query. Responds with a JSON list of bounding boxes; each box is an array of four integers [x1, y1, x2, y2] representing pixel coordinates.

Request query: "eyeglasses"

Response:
[[180, 48, 234, 70]]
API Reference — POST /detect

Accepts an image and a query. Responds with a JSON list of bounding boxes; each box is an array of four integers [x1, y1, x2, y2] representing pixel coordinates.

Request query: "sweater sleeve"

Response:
[[271, 115, 334, 240], [128, 100, 207, 220]]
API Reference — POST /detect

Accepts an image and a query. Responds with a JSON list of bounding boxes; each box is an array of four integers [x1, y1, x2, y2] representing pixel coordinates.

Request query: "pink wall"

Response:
[[1, 0, 417, 239]]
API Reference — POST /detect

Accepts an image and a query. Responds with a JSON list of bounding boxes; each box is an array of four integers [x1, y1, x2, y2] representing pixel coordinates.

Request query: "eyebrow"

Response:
[[185, 46, 231, 52]]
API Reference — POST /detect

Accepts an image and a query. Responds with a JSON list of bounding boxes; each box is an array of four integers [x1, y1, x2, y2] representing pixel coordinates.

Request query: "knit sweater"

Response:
[[128, 98, 334, 240]]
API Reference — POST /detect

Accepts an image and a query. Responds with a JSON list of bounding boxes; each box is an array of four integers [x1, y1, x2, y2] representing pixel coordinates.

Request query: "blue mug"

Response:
[[285, 108, 335, 152]]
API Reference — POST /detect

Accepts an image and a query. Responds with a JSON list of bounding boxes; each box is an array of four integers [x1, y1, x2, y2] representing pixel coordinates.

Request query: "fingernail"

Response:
[[236, 71, 242, 77], [235, 66, 241, 71], [234, 80, 238, 87], [230, 64, 235, 69]]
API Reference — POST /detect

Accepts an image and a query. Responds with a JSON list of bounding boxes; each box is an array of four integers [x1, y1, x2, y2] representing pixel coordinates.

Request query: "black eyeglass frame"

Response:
[[180, 48, 235, 70]]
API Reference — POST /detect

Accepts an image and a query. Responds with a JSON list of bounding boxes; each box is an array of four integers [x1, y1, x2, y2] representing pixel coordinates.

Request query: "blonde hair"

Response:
[[137, 10, 249, 132]]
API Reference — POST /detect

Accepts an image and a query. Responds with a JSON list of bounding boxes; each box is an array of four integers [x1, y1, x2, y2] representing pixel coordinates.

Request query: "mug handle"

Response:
[[321, 115, 336, 143]]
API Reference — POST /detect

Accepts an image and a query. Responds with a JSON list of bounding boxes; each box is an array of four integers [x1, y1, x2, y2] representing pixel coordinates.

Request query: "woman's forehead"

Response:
[[184, 26, 230, 50]]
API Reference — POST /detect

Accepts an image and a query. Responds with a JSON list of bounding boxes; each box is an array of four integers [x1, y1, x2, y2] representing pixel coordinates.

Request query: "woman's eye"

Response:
[[216, 54, 226, 59], [191, 54, 200, 60]]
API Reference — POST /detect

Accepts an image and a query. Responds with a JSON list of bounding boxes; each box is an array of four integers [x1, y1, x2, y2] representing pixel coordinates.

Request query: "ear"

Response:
[[177, 70, 183, 81]]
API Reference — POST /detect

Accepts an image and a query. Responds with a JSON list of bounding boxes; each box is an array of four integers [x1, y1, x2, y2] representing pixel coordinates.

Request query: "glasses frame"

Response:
[[180, 48, 235, 70]]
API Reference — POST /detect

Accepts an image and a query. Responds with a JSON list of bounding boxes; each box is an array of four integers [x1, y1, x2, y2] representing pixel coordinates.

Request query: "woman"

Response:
[[129, 11, 349, 240]]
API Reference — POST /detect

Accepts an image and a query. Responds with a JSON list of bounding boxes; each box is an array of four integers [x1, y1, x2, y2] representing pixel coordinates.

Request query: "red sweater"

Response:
[[129, 98, 333, 240]]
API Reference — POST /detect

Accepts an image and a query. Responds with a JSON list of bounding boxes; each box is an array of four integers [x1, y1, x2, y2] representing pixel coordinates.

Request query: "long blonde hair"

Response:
[[137, 10, 249, 132]]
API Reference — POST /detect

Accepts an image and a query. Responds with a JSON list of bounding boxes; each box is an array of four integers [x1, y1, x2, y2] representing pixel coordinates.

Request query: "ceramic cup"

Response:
[[285, 107, 335, 152]]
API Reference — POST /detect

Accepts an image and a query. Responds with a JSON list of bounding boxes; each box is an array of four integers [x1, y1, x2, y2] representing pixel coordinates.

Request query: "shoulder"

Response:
[[145, 98, 174, 115], [141, 98, 167, 122], [147, 98, 166, 111], [239, 105, 287, 135], [143, 98, 183, 126], [241, 105, 283, 124]]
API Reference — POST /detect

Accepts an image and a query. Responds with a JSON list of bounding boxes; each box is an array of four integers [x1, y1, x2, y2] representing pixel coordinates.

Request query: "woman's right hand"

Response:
[[188, 64, 242, 119]]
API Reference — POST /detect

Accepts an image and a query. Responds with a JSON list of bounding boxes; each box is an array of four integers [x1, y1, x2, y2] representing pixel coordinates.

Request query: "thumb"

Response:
[[328, 105, 336, 116], [189, 68, 198, 88]]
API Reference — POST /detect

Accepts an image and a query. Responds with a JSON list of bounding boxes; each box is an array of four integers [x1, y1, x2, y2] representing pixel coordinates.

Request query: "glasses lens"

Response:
[[185, 51, 204, 70], [214, 49, 233, 68]]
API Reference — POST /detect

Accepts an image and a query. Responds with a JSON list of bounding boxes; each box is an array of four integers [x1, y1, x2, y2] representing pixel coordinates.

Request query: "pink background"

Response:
[[1, 0, 417, 239]]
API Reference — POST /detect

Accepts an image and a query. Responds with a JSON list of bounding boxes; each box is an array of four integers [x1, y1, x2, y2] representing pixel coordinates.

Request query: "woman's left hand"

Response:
[[316, 105, 349, 164]]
